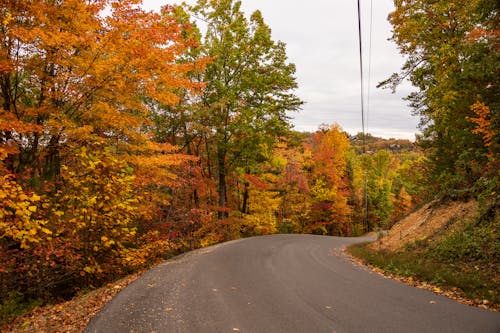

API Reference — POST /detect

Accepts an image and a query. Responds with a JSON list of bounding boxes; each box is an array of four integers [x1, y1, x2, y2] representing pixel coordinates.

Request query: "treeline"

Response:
[[237, 125, 427, 236]]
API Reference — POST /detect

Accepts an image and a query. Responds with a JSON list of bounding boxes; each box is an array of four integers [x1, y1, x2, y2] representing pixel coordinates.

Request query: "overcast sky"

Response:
[[142, 0, 419, 140]]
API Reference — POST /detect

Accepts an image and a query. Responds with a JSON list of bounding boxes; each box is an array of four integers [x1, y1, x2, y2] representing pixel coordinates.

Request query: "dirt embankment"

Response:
[[372, 200, 478, 251]]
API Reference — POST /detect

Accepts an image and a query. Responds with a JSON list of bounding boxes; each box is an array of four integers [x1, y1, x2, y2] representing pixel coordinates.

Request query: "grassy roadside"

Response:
[[347, 198, 499, 310], [347, 241, 499, 310]]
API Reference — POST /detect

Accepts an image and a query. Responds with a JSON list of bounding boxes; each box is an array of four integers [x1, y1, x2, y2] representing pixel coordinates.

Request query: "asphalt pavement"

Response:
[[85, 234, 500, 333]]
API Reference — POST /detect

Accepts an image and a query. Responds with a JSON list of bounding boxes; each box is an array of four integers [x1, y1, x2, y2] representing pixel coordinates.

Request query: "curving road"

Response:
[[85, 234, 500, 333]]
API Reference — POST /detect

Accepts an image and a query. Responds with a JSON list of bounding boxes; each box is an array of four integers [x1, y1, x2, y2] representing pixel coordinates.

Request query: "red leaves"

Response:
[[244, 174, 268, 190]]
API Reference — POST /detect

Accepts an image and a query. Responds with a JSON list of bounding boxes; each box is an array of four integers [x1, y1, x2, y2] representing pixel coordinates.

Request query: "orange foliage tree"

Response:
[[305, 124, 351, 235], [0, 0, 204, 301]]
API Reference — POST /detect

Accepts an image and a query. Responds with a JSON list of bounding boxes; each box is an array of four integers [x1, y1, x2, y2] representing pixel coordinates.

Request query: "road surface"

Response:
[[85, 234, 500, 333]]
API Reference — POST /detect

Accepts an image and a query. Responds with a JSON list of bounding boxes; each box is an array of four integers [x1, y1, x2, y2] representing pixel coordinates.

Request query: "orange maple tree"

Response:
[[304, 124, 352, 235], [0, 0, 205, 303]]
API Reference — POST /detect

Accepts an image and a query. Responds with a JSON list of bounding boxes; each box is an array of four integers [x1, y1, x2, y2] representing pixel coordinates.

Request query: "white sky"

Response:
[[142, 0, 419, 140]]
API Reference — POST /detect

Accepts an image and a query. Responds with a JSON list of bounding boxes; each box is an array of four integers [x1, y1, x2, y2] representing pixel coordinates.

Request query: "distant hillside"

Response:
[[349, 133, 417, 154], [298, 131, 418, 154]]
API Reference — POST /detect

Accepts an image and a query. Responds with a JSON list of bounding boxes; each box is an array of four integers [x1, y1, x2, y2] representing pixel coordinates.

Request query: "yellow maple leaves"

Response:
[[0, 174, 50, 249]]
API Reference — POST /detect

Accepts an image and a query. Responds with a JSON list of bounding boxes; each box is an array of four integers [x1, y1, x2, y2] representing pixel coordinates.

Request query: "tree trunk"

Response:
[[217, 146, 228, 219], [43, 135, 61, 180], [241, 181, 249, 214]]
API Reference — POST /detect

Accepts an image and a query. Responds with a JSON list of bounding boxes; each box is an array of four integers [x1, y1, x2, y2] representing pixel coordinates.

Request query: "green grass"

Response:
[[348, 242, 499, 305]]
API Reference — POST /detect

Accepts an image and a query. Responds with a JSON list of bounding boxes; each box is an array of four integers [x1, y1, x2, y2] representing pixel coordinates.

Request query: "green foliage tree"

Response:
[[380, 0, 500, 196], [189, 0, 302, 218], [347, 148, 424, 232], [364, 151, 395, 229]]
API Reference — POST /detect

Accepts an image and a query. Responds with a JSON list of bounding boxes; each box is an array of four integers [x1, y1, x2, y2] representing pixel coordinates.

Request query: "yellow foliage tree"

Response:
[[0, 0, 205, 299], [50, 138, 138, 279]]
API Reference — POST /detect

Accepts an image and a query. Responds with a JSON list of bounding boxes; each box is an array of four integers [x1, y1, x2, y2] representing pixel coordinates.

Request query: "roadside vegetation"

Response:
[[349, 199, 499, 308]]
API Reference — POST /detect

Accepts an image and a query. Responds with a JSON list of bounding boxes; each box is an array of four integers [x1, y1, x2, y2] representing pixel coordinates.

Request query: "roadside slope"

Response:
[[352, 198, 499, 309], [373, 200, 478, 252]]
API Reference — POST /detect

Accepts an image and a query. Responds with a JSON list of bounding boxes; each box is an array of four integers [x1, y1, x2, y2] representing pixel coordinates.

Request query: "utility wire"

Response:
[[356, 0, 365, 154], [357, 0, 373, 233]]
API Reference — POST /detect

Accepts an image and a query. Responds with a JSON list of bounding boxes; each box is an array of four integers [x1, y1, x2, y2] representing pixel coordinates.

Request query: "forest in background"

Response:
[[1, 0, 498, 321]]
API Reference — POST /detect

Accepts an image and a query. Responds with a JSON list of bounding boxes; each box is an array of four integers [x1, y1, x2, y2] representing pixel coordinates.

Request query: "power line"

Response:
[[357, 0, 373, 233], [356, 0, 366, 154]]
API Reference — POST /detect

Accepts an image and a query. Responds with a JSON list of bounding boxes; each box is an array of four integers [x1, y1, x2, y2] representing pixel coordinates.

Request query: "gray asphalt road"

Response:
[[85, 234, 500, 333]]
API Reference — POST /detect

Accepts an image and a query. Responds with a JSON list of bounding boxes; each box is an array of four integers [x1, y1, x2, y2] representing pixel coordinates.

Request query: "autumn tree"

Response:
[[305, 124, 351, 235], [185, 0, 302, 218], [381, 0, 500, 196], [274, 137, 311, 233], [391, 186, 412, 226], [392, 152, 430, 204], [0, 0, 203, 303]]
